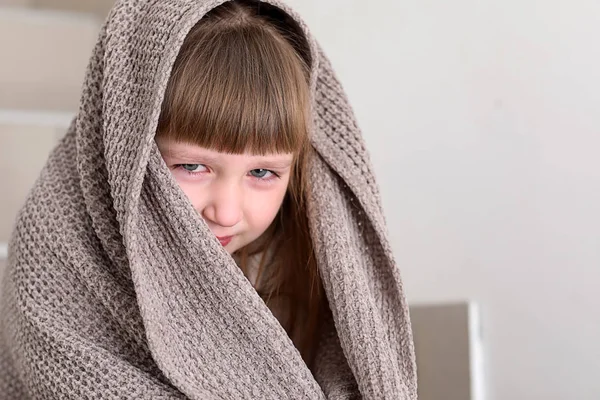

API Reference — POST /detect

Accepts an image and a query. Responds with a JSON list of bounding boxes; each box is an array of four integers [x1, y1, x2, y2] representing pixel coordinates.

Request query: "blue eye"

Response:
[[250, 169, 272, 179], [250, 168, 279, 180], [181, 164, 207, 173]]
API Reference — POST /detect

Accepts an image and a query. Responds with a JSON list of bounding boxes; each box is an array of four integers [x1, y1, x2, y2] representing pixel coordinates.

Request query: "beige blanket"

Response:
[[0, 0, 417, 398]]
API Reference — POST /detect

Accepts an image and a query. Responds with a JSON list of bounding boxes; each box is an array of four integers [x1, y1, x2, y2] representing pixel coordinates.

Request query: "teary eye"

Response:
[[180, 164, 207, 173], [250, 169, 271, 178]]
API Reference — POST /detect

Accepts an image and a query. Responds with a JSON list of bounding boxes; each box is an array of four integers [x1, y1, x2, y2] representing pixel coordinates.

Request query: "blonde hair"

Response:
[[156, 0, 325, 369]]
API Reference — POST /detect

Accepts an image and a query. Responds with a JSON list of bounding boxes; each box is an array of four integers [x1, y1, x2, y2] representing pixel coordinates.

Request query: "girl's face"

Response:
[[157, 137, 293, 254]]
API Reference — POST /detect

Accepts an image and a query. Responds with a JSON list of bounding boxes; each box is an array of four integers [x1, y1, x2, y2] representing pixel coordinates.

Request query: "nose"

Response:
[[201, 180, 243, 228]]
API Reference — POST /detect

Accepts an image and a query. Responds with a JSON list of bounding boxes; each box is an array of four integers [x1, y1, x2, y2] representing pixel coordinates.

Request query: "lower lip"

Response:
[[218, 236, 233, 246]]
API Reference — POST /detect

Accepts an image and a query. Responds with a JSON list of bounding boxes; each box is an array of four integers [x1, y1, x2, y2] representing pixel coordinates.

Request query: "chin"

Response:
[[225, 246, 237, 255], [225, 241, 242, 254]]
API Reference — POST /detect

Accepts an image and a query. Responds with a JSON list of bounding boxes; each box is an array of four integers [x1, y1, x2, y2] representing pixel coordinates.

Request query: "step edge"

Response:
[[0, 109, 75, 128]]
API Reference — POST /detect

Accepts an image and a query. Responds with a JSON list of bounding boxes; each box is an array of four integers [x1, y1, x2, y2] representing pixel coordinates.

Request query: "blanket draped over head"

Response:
[[0, 0, 417, 398]]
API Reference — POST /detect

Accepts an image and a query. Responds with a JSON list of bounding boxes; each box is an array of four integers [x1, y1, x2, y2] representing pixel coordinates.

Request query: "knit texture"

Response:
[[0, 0, 417, 398]]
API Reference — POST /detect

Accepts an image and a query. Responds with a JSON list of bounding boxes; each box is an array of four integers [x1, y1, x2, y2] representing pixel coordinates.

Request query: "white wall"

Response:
[[0, 8, 101, 111], [1, 0, 597, 398], [288, 0, 600, 399], [0, 0, 115, 16]]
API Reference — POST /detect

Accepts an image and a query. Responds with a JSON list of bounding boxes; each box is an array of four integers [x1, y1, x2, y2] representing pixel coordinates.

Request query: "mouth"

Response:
[[216, 235, 233, 246]]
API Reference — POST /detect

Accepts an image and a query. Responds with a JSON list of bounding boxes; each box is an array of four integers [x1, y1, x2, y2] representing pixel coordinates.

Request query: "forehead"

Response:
[[156, 137, 294, 165]]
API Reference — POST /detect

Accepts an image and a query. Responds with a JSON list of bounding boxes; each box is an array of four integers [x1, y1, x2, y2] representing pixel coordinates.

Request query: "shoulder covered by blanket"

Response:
[[0, 0, 416, 398]]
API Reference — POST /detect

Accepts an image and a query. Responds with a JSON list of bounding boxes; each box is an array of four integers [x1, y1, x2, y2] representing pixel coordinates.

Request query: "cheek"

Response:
[[245, 185, 288, 231], [177, 180, 207, 209]]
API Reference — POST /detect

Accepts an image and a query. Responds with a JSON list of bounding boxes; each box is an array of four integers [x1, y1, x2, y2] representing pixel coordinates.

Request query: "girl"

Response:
[[0, 0, 417, 399]]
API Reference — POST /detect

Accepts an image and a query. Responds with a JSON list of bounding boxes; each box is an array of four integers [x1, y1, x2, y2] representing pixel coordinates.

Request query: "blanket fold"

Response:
[[0, 0, 417, 398]]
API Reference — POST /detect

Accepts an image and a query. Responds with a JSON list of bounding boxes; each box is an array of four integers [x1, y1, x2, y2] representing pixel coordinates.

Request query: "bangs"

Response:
[[157, 22, 311, 156]]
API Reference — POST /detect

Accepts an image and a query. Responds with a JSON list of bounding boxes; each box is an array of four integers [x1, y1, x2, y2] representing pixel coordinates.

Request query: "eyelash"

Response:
[[174, 164, 281, 182]]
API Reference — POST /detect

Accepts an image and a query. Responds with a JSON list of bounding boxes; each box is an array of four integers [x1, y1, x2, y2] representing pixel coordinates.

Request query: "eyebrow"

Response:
[[161, 145, 293, 169], [250, 159, 293, 170], [161, 147, 219, 164]]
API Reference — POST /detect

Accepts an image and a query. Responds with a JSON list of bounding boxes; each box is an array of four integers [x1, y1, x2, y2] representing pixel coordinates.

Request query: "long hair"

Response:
[[155, 0, 326, 369]]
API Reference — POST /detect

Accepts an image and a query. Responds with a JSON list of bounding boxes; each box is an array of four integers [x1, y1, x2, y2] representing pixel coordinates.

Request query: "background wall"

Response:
[[0, 0, 598, 399], [286, 1, 599, 399]]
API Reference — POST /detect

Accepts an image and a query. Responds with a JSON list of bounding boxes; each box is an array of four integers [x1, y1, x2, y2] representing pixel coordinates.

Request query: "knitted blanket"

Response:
[[0, 0, 417, 398]]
